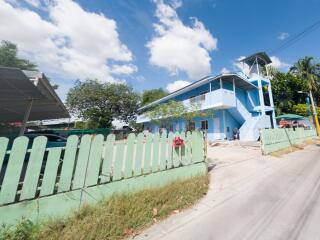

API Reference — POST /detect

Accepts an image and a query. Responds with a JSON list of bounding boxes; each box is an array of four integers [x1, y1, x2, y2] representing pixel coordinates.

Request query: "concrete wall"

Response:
[[260, 128, 317, 154]]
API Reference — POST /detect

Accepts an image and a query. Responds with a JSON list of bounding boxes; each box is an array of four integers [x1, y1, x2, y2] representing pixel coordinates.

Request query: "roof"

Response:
[[275, 114, 305, 120], [0, 67, 70, 122], [239, 52, 272, 66], [139, 73, 258, 111]]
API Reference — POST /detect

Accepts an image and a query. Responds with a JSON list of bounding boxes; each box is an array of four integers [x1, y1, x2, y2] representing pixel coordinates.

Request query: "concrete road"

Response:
[[134, 142, 320, 240]]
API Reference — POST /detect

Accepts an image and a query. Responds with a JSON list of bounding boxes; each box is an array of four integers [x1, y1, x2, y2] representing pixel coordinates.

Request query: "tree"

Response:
[[290, 56, 320, 134], [141, 88, 168, 106], [270, 71, 307, 114], [291, 104, 320, 117], [0, 41, 37, 70], [290, 57, 320, 95], [66, 80, 140, 128]]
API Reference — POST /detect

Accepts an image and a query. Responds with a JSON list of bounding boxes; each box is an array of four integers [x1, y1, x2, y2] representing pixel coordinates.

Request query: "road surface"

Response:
[[134, 142, 320, 240]]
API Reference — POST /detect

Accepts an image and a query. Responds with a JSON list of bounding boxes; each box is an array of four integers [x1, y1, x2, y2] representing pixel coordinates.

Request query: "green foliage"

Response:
[[0, 41, 37, 71], [128, 120, 143, 132], [145, 100, 210, 126], [291, 104, 320, 117], [270, 56, 320, 114], [0, 219, 36, 240], [74, 120, 99, 129], [66, 80, 140, 128], [0, 175, 209, 240], [271, 71, 308, 114], [74, 121, 86, 129], [141, 88, 168, 106], [290, 56, 320, 93]]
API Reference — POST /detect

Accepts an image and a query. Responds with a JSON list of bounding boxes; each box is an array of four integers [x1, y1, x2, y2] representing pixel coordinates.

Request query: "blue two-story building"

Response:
[[137, 52, 277, 141]]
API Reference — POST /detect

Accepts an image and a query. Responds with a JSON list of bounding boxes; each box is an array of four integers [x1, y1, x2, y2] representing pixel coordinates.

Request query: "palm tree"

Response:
[[290, 56, 320, 92], [290, 56, 320, 134]]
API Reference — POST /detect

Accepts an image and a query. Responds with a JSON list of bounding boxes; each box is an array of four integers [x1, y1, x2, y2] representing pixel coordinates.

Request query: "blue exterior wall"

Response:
[[143, 109, 240, 141], [141, 75, 275, 141]]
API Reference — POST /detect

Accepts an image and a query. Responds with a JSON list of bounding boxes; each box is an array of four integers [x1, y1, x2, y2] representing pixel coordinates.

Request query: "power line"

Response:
[[270, 19, 320, 55]]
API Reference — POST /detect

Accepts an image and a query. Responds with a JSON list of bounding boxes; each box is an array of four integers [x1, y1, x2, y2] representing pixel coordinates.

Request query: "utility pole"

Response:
[[309, 90, 320, 136], [299, 90, 320, 135]]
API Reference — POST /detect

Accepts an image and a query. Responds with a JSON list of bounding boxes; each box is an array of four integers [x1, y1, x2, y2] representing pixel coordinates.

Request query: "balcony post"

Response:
[[220, 78, 223, 89], [257, 78, 265, 115], [268, 82, 277, 128], [232, 78, 235, 92], [233, 77, 236, 106]]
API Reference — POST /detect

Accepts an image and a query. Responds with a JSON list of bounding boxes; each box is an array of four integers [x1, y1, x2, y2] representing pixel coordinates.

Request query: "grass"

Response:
[[270, 138, 319, 157], [0, 174, 209, 240]]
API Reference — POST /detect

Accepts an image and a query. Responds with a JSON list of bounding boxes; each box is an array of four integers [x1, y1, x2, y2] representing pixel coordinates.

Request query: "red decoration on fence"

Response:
[[172, 136, 184, 148]]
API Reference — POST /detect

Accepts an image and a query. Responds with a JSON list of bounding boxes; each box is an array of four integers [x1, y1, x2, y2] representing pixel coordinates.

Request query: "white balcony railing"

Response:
[[184, 89, 236, 110]]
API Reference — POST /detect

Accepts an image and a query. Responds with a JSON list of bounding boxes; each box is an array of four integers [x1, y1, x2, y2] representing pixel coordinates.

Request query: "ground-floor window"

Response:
[[201, 120, 208, 130], [187, 121, 195, 131]]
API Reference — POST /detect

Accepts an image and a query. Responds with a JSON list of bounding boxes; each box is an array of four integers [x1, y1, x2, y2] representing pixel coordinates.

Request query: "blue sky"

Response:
[[1, 0, 320, 100]]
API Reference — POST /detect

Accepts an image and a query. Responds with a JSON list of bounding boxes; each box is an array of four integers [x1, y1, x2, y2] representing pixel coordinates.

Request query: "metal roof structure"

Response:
[[0, 67, 69, 134], [239, 52, 272, 66], [139, 73, 257, 111]]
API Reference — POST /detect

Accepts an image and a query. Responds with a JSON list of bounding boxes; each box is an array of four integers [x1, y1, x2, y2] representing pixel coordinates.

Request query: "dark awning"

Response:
[[220, 74, 257, 90], [0, 67, 69, 122], [240, 52, 272, 66]]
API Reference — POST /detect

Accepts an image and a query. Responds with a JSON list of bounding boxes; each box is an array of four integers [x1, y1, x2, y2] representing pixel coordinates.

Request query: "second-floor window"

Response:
[[201, 120, 208, 130]]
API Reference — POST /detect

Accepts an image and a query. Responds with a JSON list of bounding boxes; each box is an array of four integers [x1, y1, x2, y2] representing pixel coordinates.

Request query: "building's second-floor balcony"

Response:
[[184, 88, 236, 110], [137, 89, 236, 123]]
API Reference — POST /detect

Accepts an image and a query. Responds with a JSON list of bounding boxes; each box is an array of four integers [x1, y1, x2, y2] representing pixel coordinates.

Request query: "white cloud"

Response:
[[220, 67, 230, 74], [278, 32, 289, 41], [110, 64, 138, 75], [269, 56, 289, 69], [135, 75, 146, 82], [147, 0, 217, 80], [170, 0, 182, 8], [24, 0, 41, 8], [166, 80, 190, 93], [233, 56, 250, 75], [0, 0, 136, 82]]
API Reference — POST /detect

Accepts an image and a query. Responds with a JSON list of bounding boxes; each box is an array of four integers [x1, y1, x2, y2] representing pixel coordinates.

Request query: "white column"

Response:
[[233, 77, 236, 106], [257, 78, 265, 115], [268, 82, 277, 128], [19, 99, 33, 136], [220, 78, 223, 89], [222, 110, 227, 139]]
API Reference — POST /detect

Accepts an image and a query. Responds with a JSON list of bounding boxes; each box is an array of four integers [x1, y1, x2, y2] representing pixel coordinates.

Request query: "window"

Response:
[[201, 120, 208, 130], [187, 121, 195, 131]]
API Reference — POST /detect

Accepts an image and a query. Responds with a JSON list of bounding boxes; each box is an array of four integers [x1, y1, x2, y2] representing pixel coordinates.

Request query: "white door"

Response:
[[213, 117, 221, 139]]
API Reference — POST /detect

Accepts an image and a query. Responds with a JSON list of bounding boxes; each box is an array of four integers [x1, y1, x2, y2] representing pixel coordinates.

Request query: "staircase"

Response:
[[228, 97, 251, 125], [240, 115, 271, 141], [228, 95, 271, 141]]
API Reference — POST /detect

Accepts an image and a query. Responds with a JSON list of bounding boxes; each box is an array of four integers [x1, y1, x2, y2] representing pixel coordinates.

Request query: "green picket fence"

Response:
[[260, 128, 317, 154], [0, 131, 206, 225]]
